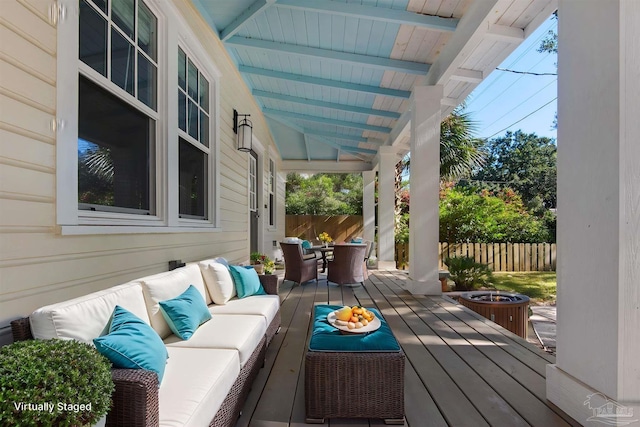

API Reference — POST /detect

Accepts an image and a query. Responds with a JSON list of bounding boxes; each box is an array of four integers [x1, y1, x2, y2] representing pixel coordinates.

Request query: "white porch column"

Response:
[[377, 146, 398, 268], [362, 170, 376, 256], [547, 0, 640, 424], [407, 85, 443, 295]]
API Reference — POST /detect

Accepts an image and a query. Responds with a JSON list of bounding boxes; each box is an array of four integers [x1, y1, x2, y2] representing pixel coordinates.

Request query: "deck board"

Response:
[[241, 271, 576, 427], [372, 276, 529, 427]]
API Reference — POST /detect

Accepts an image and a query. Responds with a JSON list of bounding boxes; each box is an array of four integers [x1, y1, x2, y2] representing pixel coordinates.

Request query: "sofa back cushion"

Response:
[[199, 259, 236, 304], [29, 282, 149, 343], [139, 264, 209, 339]]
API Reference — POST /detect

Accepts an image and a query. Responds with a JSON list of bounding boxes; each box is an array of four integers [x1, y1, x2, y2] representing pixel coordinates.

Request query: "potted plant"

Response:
[[250, 252, 275, 275], [0, 339, 114, 426], [444, 256, 493, 291]]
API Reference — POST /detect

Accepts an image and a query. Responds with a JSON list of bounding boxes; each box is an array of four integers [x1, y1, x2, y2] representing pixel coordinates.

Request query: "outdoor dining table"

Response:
[[310, 245, 334, 273]]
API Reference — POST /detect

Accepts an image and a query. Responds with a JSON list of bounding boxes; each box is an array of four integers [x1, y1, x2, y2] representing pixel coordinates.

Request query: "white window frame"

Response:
[[268, 158, 276, 228], [175, 45, 215, 223], [56, 0, 221, 234]]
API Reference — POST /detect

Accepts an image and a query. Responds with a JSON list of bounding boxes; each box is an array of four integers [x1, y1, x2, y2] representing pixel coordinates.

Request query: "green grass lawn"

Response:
[[489, 272, 557, 303]]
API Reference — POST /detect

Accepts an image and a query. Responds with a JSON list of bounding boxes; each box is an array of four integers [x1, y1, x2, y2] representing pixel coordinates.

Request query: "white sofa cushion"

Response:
[[208, 295, 280, 330], [139, 264, 210, 339], [164, 315, 265, 368], [199, 260, 236, 304], [29, 282, 148, 343], [159, 347, 239, 427]]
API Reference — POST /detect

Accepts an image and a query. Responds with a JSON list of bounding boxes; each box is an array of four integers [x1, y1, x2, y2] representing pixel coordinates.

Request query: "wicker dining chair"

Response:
[[280, 242, 319, 285], [327, 244, 368, 286]]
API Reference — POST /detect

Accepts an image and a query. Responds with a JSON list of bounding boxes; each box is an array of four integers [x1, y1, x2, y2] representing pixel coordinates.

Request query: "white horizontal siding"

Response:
[[0, 0, 283, 343]]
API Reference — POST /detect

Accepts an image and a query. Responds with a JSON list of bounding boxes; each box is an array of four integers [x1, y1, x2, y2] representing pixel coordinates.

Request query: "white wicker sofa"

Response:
[[10, 259, 281, 427]]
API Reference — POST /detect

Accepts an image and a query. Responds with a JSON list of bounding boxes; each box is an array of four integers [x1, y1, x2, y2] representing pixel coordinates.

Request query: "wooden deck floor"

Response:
[[237, 270, 578, 427]]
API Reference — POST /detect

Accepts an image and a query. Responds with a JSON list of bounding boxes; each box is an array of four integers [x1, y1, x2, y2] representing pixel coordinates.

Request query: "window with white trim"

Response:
[[178, 47, 210, 220], [78, 0, 158, 215], [268, 159, 275, 227], [58, 0, 220, 232], [249, 154, 257, 213]]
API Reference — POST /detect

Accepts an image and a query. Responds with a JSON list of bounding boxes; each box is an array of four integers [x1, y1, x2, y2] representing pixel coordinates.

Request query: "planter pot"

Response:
[[252, 264, 264, 275], [458, 291, 530, 338]]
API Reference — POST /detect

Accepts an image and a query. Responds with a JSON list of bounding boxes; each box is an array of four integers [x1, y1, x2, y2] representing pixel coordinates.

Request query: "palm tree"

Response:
[[394, 106, 485, 239], [395, 106, 485, 188], [439, 107, 485, 181]]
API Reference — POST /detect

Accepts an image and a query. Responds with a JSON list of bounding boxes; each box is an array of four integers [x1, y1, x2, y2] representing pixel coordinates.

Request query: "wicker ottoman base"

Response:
[[304, 350, 405, 424]]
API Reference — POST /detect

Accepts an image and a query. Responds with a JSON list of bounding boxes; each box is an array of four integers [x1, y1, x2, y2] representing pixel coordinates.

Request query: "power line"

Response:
[[467, 20, 556, 104], [485, 97, 557, 139], [471, 52, 554, 112], [484, 78, 557, 129], [496, 68, 557, 76]]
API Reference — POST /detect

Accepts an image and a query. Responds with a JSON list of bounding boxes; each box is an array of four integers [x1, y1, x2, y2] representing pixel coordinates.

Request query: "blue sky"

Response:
[[464, 17, 558, 141]]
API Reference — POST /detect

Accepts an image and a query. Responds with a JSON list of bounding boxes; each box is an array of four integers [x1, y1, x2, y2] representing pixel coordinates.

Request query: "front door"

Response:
[[249, 150, 259, 254]]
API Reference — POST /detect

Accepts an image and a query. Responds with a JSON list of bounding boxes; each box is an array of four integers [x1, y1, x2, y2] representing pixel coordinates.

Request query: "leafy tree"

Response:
[[285, 173, 362, 215], [439, 187, 551, 243], [538, 11, 558, 128], [537, 11, 558, 54], [472, 130, 557, 209], [394, 107, 485, 241]]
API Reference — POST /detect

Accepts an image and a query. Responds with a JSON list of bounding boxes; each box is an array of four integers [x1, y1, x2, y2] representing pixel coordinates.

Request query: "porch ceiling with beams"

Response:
[[193, 0, 556, 171]]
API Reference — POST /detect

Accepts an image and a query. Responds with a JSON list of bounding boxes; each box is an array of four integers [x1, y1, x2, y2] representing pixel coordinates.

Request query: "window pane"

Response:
[[138, 53, 156, 110], [199, 73, 209, 113], [89, 0, 107, 13], [79, 0, 107, 76], [178, 89, 186, 131], [187, 59, 198, 100], [111, 0, 134, 39], [178, 48, 186, 90], [78, 76, 154, 213], [179, 138, 207, 218], [269, 193, 275, 226], [111, 28, 135, 95], [187, 99, 198, 139], [200, 110, 209, 147], [138, 1, 157, 60]]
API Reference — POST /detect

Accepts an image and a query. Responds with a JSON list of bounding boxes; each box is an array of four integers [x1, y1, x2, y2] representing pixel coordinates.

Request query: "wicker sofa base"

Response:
[[304, 350, 405, 424], [210, 335, 266, 427], [11, 306, 281, 427]]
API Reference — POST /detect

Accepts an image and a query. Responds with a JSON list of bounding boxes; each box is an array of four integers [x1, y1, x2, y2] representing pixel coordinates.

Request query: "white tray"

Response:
[[327, 310, 381, 334]]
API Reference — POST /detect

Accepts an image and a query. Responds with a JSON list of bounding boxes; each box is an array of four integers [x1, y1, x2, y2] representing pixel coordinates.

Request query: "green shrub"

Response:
[[444, 256, 492, 291], [439, 187, 551, 243], [0, 339, 114, 426]]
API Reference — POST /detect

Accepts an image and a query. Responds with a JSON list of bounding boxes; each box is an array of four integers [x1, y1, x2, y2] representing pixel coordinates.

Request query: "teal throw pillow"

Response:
[[228, 265, 266, 299], [93, 305, 168, 383], [301, 240, 312, 249], [159, 285, 212, 340]]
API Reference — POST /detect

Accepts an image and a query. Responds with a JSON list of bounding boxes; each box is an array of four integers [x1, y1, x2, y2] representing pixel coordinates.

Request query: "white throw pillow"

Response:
[[199, 260, 237, 305]]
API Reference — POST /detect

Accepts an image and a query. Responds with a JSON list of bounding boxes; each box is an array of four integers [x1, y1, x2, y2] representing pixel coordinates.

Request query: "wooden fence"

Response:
[[285, 215, 363, 243], [395, 242, 557, 272]]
